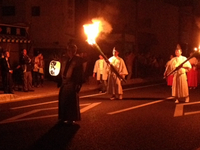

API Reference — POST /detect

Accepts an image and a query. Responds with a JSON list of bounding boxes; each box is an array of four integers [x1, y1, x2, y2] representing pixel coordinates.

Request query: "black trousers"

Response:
[[58, 82, 81, 121], [2, 72, 13, 93]]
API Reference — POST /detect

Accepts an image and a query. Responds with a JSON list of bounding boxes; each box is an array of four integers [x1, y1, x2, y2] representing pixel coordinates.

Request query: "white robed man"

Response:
[[107, 47, 128, 100], [93, 54, 108, 93], [165, 45, 191, 103]]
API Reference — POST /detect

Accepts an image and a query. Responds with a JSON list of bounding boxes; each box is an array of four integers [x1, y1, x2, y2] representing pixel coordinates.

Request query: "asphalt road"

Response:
[[1, 82, 200, 150]]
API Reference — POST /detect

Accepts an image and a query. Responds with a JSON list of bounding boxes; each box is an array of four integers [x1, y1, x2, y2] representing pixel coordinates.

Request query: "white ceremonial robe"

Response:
[[93, 59, 108, 80], [107, 56, 128, 95], [169, 56, 192, 98]]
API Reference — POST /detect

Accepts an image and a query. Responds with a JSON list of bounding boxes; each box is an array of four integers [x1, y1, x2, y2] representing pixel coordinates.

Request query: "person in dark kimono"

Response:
[[19, 49, 34, 92], [58, 44, 85, 125], [1, 51, 14, 94]]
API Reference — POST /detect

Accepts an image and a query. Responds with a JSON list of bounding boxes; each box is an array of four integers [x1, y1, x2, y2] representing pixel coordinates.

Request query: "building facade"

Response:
[[0, 0, 198, 78]]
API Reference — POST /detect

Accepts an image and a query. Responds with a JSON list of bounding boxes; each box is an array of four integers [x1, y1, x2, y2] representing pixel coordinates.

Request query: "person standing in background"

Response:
[[20, 49, 34, 92], [197, 58, 200, 86], [164, 54, 174, 87], [32, 52, 41, 87], [38, 53, 45, 87], [187, 52, 198, 89], [107, 47, 128, 100], [1, 51, 14, 94], [125, 51, 135, 80], [93, 54, 108, 93]]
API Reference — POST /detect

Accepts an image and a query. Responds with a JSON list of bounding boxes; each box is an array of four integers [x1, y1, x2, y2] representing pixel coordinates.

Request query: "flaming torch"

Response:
[[83, 19, 126, 82], [164, 47, 200, 78]]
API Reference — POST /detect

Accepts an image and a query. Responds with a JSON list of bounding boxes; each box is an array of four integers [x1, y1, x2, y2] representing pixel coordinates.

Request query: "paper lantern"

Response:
[[49, 60, 61, 76]]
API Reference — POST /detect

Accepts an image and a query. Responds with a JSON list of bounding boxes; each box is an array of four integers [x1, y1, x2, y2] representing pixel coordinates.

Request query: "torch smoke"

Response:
[[83, 17, 113, 44], [92, 17, 113, 34], [195, 17, 200, 29]]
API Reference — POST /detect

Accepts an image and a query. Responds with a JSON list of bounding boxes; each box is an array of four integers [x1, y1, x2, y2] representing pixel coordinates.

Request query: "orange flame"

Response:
[[194, 46, 200, 53], [83, 19, 103, 45]]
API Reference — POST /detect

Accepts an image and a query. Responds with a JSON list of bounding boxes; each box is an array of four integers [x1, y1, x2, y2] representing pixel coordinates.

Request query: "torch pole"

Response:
[[92, 43, 126, 83], [164, 52, 199, 78]]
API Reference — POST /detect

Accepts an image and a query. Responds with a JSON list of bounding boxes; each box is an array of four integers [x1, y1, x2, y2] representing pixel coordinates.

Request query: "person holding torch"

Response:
[[83, 18, 127, 99], [58, 44, 85, 125], [165, 44, 191, 103], [107, 47, 128, 100]]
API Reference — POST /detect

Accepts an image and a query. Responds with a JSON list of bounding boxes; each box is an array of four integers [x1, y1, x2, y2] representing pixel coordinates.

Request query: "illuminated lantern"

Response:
[[49, 60, 61, 76]]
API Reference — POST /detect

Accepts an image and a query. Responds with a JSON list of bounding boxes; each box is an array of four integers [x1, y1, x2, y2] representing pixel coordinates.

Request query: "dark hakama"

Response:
[[58, 82, 80, 121], [58, 55, 84, 122]]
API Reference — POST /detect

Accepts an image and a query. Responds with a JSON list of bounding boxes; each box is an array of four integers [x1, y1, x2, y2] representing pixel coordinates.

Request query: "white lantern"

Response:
[[49, 60, 61, 76]]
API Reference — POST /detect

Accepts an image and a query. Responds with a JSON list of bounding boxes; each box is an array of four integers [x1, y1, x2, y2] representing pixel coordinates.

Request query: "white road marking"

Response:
[[3, 109, 40, 122], [80, 103, 92, 106], [11, 83, 162, 110], [80, 93, 106, 98], [10, 92, 105, 110], [174, 104, 184, 117], [123, 83, 164, 91], [0, 107, 57, 124], [11, 102, 91, 110], [80, 102, 101, 113], [174, 101, 200, 117], [108, 97, 174, 115], [184, 110, 200, 116], [0, 114, 58, 124], [80, 83, 164, 98], [11, 101, 58, 110], [2, 83, 164, 124], [0, 103, 101, 124]]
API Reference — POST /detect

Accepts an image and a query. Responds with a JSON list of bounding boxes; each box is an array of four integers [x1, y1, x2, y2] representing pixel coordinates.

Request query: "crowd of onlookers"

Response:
[[1, 46, 190, 95], [81, 50, 166, 83], [82, 50, 167, 84], [0, 48, 45, 94], [127, 52, 165, 79]]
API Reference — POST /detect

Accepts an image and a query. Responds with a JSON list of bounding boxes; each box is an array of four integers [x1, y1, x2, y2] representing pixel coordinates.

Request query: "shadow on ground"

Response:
[[27, 123, 80, 150]]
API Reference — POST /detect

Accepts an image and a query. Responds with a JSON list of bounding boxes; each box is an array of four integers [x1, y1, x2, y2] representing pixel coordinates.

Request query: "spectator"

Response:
[[32, 52, 41, 87], [38, 53, 45, 87], [125, 51, 135, 80], [164, 55, 174, 87], [197, 58, 200, 85], [20, 49, 34, 92], [79, 51, 88, 83], [1, 51, 14, 94], [13, 64, 23, 91], [187, 52, 198, 89]]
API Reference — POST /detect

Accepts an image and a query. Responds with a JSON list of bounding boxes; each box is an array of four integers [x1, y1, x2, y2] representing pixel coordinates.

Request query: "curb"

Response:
[[0, 77, 164, 104]]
